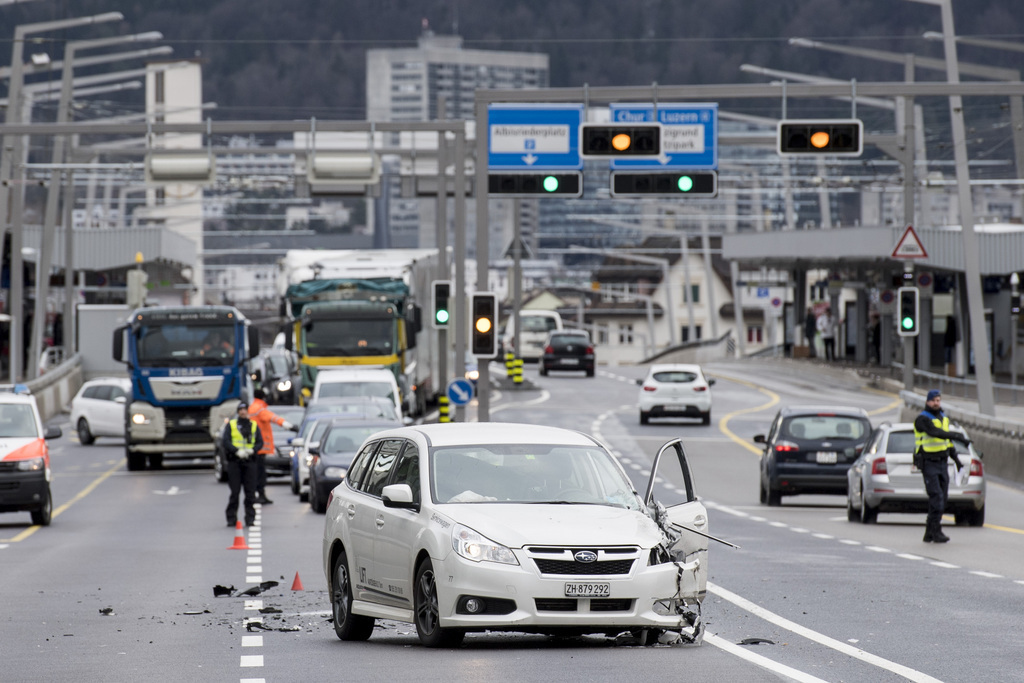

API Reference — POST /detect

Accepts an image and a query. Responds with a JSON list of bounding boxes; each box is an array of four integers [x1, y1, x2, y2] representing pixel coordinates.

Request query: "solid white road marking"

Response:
[[705, 633, 829, 683], [709, 582, 944, 683]]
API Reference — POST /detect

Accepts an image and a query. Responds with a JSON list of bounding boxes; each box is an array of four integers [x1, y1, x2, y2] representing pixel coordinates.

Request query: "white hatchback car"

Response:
[[70, 377, 131, 445], [322, 422, 709, 647], [637, 364, 715, 425]]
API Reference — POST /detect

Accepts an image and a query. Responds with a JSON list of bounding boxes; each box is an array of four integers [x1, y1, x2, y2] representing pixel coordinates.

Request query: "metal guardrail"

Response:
[[890, 362, 1024, 406]]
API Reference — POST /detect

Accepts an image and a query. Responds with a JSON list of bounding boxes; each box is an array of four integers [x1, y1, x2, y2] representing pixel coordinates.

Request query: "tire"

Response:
[[639, 411, 649, 426], [290, 469, 300, 495], [956, 506, 985, 527], [331, 550, 374, 641], [539, 365, 548, 376], [701, 410, 711, 426], [759, 479, 768, 505], [77, 418, 95, 446], [859, 500, 878, 524], [30, 487, 52, 526], [766, 483, 782, 507], [414, 558, 464, 648], [311, 479, 326, 514], [847, 494, 859, 522], [585, 367, 594, 377], [214, 450, 228, 483], [148, 454, 163, 469], [126, 448, 146, 471]]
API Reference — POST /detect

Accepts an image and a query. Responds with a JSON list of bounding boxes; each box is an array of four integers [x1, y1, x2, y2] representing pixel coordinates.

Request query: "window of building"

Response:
[[681, 325, 702, 342], [747, 326, 763, 344], [687, 284, 700, 304], [597, 327, 608, 345], [618, 324, 634, 345]]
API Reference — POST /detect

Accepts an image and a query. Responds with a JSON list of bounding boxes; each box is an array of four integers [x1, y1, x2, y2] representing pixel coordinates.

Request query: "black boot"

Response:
[[922, 524, 934, 542], [932, 524, 950, 543]]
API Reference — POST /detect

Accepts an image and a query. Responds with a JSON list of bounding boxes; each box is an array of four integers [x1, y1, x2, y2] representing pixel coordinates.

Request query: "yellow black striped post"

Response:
[[438, 395, 450, 422], [505, 351, 515, 378], [513, 358, 523, 384]]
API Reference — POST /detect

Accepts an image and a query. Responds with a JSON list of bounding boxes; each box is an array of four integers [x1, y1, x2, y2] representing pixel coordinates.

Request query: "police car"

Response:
[[0, 386, 62, 526]]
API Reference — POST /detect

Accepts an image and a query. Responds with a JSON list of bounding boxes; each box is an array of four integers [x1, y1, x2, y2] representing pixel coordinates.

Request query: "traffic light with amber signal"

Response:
[[580, 123, 662, 158], [611, 171, 717, 198], [777, 119, 863, 156], [470, 293, 498, 358], [431, 280, 451, 329], [488, 172, 582, 197], [897, 286, 920, 337]]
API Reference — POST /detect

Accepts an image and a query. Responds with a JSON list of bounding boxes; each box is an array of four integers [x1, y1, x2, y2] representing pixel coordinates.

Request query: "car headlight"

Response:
[[323, 466, 347, 478], [465, 369, 479, 381], [277, 379, 292, 392], [131, 413, 149, 425], [16, 457, 45, 472], [303, 454, 314, 467], [452, 524, 519, 565]]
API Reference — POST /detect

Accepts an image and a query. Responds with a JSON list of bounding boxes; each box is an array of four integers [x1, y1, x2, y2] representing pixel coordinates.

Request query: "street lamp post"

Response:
[[29, 31, 163, 378], [1, 11, 123, 382]]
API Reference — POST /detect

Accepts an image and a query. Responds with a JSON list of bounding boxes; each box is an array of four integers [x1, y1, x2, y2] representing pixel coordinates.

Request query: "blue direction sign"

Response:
[[609, 103, 718, 170], [446, 378, 475, 406], [488, 104, 584, 170]]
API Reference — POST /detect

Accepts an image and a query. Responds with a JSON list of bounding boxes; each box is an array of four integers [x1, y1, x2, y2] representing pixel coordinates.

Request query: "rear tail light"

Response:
[[774, 440, 799, 452], [643, 385, 657, 392], [544, 345, 553, 354], [693, 385, 708, 392], [871, 458, 888, 475], [585, 346, 594, 354], [327, 490, 334, 509], [970, 459, 983, 476]]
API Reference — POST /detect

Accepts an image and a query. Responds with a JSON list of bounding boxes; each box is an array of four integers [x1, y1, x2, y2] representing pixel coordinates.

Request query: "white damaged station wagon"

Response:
[[322, 422, 709, 647]]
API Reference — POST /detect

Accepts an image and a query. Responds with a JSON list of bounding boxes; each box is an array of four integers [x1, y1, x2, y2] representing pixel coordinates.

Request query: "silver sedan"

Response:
[[846, 421, 985, 526]]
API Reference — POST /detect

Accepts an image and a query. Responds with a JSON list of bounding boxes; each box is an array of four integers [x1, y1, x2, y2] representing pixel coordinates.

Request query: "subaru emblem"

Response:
[[574, 550, 598, 563]]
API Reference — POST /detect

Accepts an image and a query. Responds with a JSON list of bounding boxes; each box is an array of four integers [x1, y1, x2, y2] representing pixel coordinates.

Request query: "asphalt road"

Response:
[[2, 358, 1022, 682]]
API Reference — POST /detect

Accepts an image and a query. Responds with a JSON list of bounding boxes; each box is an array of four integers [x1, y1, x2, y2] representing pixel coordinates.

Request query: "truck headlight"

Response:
[[131, 413, 150, 425], [276, 379, 292, 392], [452, 524, 518, 565], [16, 457, 44, 472]]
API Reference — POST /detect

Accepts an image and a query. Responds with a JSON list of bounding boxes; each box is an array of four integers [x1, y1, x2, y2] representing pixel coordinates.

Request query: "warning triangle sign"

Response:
[[892, 225, 928, 259]]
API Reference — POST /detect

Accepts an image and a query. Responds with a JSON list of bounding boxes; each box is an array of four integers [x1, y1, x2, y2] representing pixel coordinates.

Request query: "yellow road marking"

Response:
[[713, 373, 780, 455], [3, 460, 122, 543]]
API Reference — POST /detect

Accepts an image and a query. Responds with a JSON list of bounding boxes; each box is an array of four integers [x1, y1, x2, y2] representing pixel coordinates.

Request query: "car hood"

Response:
[[441, 504, 662, 548], [0, 437, 45, 462]]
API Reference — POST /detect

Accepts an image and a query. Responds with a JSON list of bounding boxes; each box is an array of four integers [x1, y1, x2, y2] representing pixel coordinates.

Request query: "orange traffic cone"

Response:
[[291, 571, 304, 591], [227, 521, 250, 550]]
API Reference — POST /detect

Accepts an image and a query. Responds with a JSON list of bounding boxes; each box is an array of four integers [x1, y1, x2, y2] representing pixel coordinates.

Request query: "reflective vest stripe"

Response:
[[229, 419, 257, 450], [914, 414, 951, 453]]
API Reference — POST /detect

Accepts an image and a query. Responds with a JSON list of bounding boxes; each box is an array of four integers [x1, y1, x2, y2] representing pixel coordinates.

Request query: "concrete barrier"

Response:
[[900, 390, 1024, 487], [26, 354, 83, 423]]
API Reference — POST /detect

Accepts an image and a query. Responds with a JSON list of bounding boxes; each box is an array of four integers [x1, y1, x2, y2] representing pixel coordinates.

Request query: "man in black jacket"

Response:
[[913, 390, 969, 543], [222, 402, 264, 527]]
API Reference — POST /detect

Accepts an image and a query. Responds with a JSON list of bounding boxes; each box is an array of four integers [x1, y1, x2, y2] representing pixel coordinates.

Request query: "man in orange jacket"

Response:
[[248, 389, 298, 504]]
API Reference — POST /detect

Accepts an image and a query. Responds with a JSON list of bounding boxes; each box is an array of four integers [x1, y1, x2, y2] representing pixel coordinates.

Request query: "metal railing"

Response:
[[890, 362, 1024, 406]]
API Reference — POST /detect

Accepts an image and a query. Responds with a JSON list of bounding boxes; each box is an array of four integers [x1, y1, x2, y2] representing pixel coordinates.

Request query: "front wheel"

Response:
[[701, 410, 711, 426], [331, 550, 374, 641], [414, 558, 464, 648], [30, 487, 52, 526], [214, 449, 228, 483], [126, 448, 146, 471], [77, 418, 95, 445], [310, 479, 326, 514]]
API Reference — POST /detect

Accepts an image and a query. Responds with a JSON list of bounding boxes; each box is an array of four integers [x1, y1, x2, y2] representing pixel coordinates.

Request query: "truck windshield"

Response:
[[0, 404, 39, 438], [303, 319, 394, 357], [136, 324, 236, 366]]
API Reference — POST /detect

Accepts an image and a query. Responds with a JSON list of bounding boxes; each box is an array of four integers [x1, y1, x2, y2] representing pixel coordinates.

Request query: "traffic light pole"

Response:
[[435, 95, 448, 403]]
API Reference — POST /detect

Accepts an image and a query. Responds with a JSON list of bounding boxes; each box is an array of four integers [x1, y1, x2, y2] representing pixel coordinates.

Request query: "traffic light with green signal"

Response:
[[610, 171, 718, 197], [777, 119, 863, 156], [431, 280, 451, 329], [470, 293, 498, 358], [580, 124, 662, 158], [488, 172, 583, 197], [897, 286, 920, 337]]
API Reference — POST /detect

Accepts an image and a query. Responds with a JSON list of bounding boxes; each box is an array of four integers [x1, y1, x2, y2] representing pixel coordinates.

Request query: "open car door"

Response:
[[644, 438, 709, 603]]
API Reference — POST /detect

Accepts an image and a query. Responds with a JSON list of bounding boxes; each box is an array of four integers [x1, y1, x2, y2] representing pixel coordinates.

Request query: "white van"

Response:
[[311, 369, 403, 418], [502, 310, 563, 360]]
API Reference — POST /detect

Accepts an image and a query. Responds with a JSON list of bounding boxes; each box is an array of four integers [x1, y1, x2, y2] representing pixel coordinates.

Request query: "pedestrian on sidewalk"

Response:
[[818, 307, 836, 361], [913, 390, 970, 543], [248, 389, 298, 505], [803, 307, 818, 358], [222, 402, 263, 527]]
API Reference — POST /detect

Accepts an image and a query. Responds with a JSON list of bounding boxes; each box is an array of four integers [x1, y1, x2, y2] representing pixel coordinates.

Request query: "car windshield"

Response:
[[0, 404, 39, 438], [318, 381, 395, 403], [430, 444, 640, 509], [888, 430, 971, 455], [322, 425, 383, 454], [784, 415, 869, 440], [267, 355, 290, 375]]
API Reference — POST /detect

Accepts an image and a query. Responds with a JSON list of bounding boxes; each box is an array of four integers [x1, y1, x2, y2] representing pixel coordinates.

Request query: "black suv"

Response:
[[539, 330, 595, 377], [754, 406, 872, 506]]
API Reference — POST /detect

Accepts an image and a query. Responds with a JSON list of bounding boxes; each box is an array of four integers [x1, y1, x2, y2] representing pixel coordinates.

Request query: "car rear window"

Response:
[[886, 431, 917, 453], [652, 371, 698, 383], [783, 415, 869, 440], [522, 316, 559, 333]]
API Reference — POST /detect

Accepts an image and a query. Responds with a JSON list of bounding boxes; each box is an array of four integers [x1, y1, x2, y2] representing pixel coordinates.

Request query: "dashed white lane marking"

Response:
[[866, 546, 891, 553], [790, 527, 809, 534], [239, 655, 264, 667], [839, 539, 861, 546], [969, 570, 1003, 578], [897, 553, 924, 561], [241, 636, 263, 647], [244, 600, 263, 610], [709, 582, 944, 683], [812, 533, 834, 540], [705, 633, 829, 683], [246, 557, 261, 564], [930, 561, 959, 569], [769, 521, 787, 528], [240, 679, 266, 683]]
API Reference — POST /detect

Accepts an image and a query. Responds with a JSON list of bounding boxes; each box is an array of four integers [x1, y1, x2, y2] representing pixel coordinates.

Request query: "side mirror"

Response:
[[44, 425, 62, 440], [403, 416, 414, 426], [114, 395, 127, 404], [753, 434, 766, 444], [635, 379, 643, 386], [307, 441, 320, 456], [112, 325, 127, 363], [247, 326, 260, 359], [382, 483, 418, 510], [291, 437, 305, 448], [708, 378, 717, 386]]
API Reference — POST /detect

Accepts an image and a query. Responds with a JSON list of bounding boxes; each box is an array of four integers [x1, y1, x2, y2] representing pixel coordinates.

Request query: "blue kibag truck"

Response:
[[112, 306, 259, 471]]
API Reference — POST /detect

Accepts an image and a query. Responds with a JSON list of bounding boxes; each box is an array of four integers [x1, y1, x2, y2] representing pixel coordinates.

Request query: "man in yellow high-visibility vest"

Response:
[[221, 402, 264, 527], [913, 390, 970, 543]]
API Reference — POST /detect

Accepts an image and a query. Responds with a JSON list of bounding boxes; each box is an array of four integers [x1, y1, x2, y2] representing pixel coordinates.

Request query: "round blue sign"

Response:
[[446, 378, 475, 406]]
